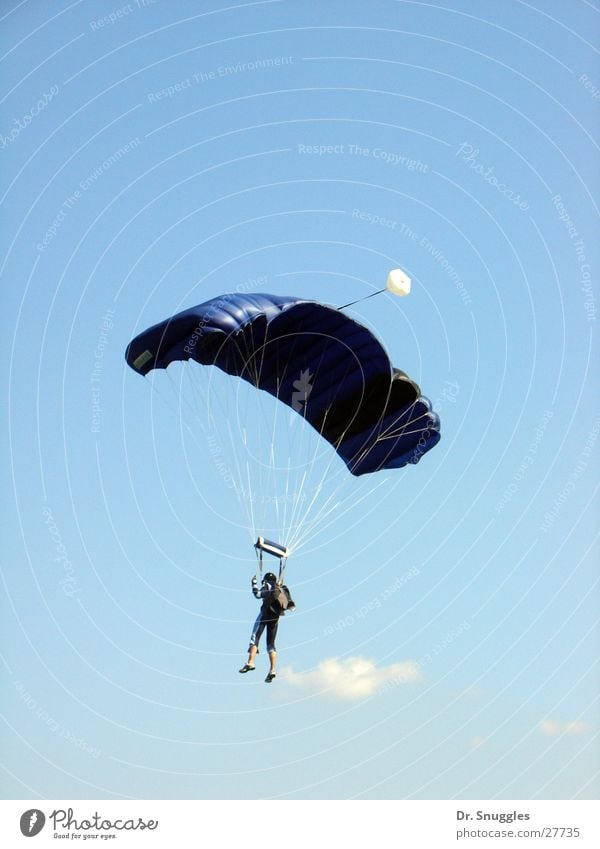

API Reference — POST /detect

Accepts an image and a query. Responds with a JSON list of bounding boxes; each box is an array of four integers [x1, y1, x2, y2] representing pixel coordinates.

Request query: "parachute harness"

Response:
[[255, 537, 289, 585]]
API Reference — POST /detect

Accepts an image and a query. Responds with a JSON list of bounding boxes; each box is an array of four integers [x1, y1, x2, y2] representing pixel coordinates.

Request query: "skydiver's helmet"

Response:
[[263, 572, 277, 586]]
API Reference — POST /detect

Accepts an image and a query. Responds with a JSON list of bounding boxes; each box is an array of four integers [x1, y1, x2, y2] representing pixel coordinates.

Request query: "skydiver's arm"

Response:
[[251, 577, 267, 599], [252, 576, 273, 599]]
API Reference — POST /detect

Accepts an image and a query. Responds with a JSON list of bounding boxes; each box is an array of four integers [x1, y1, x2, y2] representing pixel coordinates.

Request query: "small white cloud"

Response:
[[539, 719, 589, 736], [564, 720, 588, 734], [281, 656, 422, 701], [539, 720, 561, 736]]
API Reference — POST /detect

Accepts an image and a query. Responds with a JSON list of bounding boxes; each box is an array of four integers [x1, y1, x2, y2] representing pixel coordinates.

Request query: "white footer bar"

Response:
[[1, 800, 598, 848]]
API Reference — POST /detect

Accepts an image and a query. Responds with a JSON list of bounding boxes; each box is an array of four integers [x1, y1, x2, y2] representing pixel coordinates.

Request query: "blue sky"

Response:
[[1, 0, 598, 800]]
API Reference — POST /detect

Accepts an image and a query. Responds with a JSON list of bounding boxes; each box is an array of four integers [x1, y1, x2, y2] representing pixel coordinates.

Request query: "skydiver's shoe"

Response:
[[239, 664, 255, 673], [287, 602, 296, 611], [265, 672, 276, 683]]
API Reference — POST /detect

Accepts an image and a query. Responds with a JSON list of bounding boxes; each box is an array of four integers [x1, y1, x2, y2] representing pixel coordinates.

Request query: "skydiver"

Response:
[[239, 572, 295, 682]]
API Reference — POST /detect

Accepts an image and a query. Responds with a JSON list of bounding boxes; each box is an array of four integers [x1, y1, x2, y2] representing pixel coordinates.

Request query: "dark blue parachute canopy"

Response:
[[125, 293, 440, 475]]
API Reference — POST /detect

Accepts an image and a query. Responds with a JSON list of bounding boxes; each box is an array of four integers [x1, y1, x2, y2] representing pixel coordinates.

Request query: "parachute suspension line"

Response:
[[286, 397, 341, 551], [293, 476, 388, 553], [284, 326, 336, 548], [235, 337, 265, 520], [289, 358, 385, 550], [144, 373, 216, 498], [284, 417, 320, 548], [287, 362, 356, 551], [347, 401, 427, 476], [242, 327, 273, 522], [338, 288, 386, 310], [281, 403, 305, 550], [163, 369, 200, 431], [286, 421, 331, 550], [265, 374, 282, 540], [238, 367, 262, 534], [255, 546, 263, 580], [175, 370, 212, 485], [285, 340, 345, 548], [206, 329, 273, 543], [154, 367, 266, 545], [288, 482, 336, 552], [341, 369, 396, 476], [379, 424, 431, 441], [248, 373, 274, 540], [278, 381, 301, 550], [181, 366, 203, 420], [289, 460, 359, 552], [278, 557, 287, 586], [255, 322, 270, 395], [340, 368, 405, 476], [230, 333, 280, 540], [283, 361, 309, 549], [227, 420, 255, 544], [246, 457, 257, 542], [234, 374, 269, 540], [179, 360, 257, 545], [283, 469, 307, 551], [287, 388, 325, 548], [374, 402, 427, 441], [252, 332, 301, 547], [255, 332, 296, 546], [160, 369, 213, 458], [290, 470, 348, 551], [293, 466, 387, 550], [377, 412, 433, 441], [187, 366, 257, 538], [145, 371, 189, 425], [271, 336, 309, 535], [281, 456, 292, 545]]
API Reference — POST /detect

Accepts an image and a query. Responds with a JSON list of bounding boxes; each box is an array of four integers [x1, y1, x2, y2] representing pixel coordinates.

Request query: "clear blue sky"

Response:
[[1, 0, 598, 800]]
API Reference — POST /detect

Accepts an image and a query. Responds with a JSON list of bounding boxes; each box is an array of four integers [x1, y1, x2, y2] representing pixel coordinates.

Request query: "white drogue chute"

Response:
[[338, 268, 411, 309], [386, 268, 411, 297]]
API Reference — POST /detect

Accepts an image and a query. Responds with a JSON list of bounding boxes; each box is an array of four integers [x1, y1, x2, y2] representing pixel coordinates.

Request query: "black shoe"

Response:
[[239, 664, 255, 673], [265, 672, 276, 683]]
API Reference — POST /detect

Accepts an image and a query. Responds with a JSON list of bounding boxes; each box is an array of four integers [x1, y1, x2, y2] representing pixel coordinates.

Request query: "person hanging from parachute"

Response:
[[124, 269, 441, 673], [239, 538, 295, 682]]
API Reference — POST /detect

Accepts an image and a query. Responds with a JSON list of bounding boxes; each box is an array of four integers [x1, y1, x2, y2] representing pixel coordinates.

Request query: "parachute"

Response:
[[125, 293, 440, 476]]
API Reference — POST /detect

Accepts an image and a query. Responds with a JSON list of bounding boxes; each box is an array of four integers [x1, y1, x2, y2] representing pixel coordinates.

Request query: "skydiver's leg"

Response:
[[265, 619, 278, 682], [240, 613, 264, 672]]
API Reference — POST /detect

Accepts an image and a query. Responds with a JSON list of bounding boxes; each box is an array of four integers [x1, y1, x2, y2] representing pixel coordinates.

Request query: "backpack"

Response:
[[269, 584, 290, 615]]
